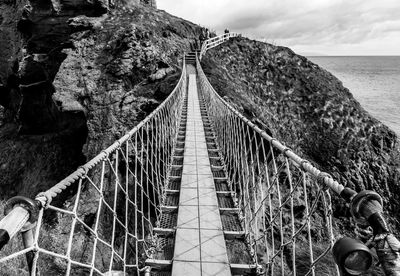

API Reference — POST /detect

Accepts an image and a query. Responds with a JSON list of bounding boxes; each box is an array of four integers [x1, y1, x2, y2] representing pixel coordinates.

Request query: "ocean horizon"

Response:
[[307, 56, 400, 136]]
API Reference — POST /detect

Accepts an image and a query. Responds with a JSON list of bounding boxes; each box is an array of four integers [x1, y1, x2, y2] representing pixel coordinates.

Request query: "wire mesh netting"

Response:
[[197, 59, 339, 276], [0, 61, 187, 276]]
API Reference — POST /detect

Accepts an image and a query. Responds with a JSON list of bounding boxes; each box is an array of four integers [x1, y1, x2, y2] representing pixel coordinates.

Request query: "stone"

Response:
[[149, 67, 174, 81]]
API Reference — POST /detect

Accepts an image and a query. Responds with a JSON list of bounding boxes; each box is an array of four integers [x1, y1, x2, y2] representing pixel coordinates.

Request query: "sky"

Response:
[[157, 0, 400, 56]]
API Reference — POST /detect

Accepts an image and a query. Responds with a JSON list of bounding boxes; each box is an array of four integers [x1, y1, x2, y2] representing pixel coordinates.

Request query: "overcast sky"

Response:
[[157, 0, 400, 56]]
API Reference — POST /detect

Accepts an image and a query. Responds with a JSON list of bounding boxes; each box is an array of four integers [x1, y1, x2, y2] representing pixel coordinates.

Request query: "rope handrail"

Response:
[[197, 59, 344, 195], [0, 57, 188, 275], [196, 34, 400, 275], [196, 56, 337, 275], [35, 57, 188, 207], [199, 32, 239, 60], [199, 32, 344, 194]]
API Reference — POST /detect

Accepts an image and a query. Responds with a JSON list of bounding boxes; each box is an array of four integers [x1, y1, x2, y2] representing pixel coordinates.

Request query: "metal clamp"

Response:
[[350, 190, 383, 226], [4, 196, 40, 224]]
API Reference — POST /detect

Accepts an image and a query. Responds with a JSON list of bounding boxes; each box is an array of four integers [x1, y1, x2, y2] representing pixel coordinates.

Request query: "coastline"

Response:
[[308, 55, 400, 136]]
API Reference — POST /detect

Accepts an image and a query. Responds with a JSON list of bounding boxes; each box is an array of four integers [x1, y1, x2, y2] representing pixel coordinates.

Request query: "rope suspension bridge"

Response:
[[0, 33, 399, 276]]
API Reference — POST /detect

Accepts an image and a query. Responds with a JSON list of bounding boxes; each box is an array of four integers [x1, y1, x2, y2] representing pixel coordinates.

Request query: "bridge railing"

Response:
[[0, 59, 187, 275], [196, 58, 338, 275], [199, 32, 239, 60], [196, 49, 400, 275]]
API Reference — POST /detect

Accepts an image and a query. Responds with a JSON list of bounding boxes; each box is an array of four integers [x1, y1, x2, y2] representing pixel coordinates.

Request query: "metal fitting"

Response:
[[4, 196, 40, 228], [333, 237, 373, 275], [340, 187, 357, 203], [350, 190, 383, 226]]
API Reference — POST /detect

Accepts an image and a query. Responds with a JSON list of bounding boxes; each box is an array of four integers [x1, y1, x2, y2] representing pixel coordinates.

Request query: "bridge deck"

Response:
[[171, 69, 231, 276]]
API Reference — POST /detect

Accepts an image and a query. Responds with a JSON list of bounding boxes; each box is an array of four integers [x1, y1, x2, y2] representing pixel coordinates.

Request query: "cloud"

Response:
[[157, 0, 400, 55]]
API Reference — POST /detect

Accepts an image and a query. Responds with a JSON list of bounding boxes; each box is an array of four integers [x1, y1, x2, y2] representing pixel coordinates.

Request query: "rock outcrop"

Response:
[[201, 37, 400, 233], [0, 0, 198, 198]]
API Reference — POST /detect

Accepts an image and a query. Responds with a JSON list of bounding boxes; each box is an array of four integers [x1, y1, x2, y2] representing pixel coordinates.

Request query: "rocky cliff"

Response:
[[0, 1, 202, 274], [201, 38, 400, 233], [0, 0, 200, 198], [1, 0, 400, 274]]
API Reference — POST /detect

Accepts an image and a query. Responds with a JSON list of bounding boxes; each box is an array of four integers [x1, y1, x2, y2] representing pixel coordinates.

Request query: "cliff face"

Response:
[[201, 37, 400, 232], [0, 2, 202, 274], [0, 0, 200, 198]]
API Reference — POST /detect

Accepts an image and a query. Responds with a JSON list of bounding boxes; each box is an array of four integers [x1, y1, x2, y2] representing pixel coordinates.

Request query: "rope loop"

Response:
[[78, 165, 89, 177], [282, 147, 292, 156], [35, 192, 53, 209], [101, 149, 110, 158], [300, 160, 310, 171], [317, 172, 332, 190]]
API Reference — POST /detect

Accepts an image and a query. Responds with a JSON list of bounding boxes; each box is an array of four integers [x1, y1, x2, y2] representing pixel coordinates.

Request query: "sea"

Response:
[[307, 56, 400, 136]]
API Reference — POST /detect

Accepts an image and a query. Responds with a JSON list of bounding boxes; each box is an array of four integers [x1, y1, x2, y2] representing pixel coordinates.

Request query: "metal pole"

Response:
[[0, 207, 30, 249], [21, 229, 38, 276], [0, 196, 41, 275]]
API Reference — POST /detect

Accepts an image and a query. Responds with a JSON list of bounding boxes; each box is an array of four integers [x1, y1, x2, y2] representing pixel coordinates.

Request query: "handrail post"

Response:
[[0, 196, 41, 274], [0, 201, 38, 250], [21, 228, 38, 275], [199, 32, 239, 60], [0, 206, 30, 249]]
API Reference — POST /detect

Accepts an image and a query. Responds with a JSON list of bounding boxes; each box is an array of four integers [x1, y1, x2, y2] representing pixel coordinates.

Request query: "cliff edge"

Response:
[[202, 37, 400, 232]]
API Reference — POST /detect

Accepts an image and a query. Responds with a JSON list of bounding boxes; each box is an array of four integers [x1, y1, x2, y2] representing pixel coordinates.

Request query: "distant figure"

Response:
[[199, 31, 205, 47], [205, 28, 210, 39], [194, 38, 200, 50], [224, 28, 230, 34]]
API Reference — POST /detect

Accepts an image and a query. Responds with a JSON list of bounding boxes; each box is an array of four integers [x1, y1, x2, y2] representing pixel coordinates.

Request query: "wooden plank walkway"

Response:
[[171, 70, 231, 276]]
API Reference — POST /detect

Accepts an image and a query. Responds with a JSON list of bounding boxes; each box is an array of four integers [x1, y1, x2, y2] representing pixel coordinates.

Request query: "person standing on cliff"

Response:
[[199, 31, 205, 47]]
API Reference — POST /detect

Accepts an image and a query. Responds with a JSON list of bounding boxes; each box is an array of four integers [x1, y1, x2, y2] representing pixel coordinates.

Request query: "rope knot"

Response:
[[78, 165, 88, 176], [282, 147, 292, 156], [317, 172, 332, 190], [300, 160, 310, 171], [269, 138, 277, 145], [35, 192, 53, 209]]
